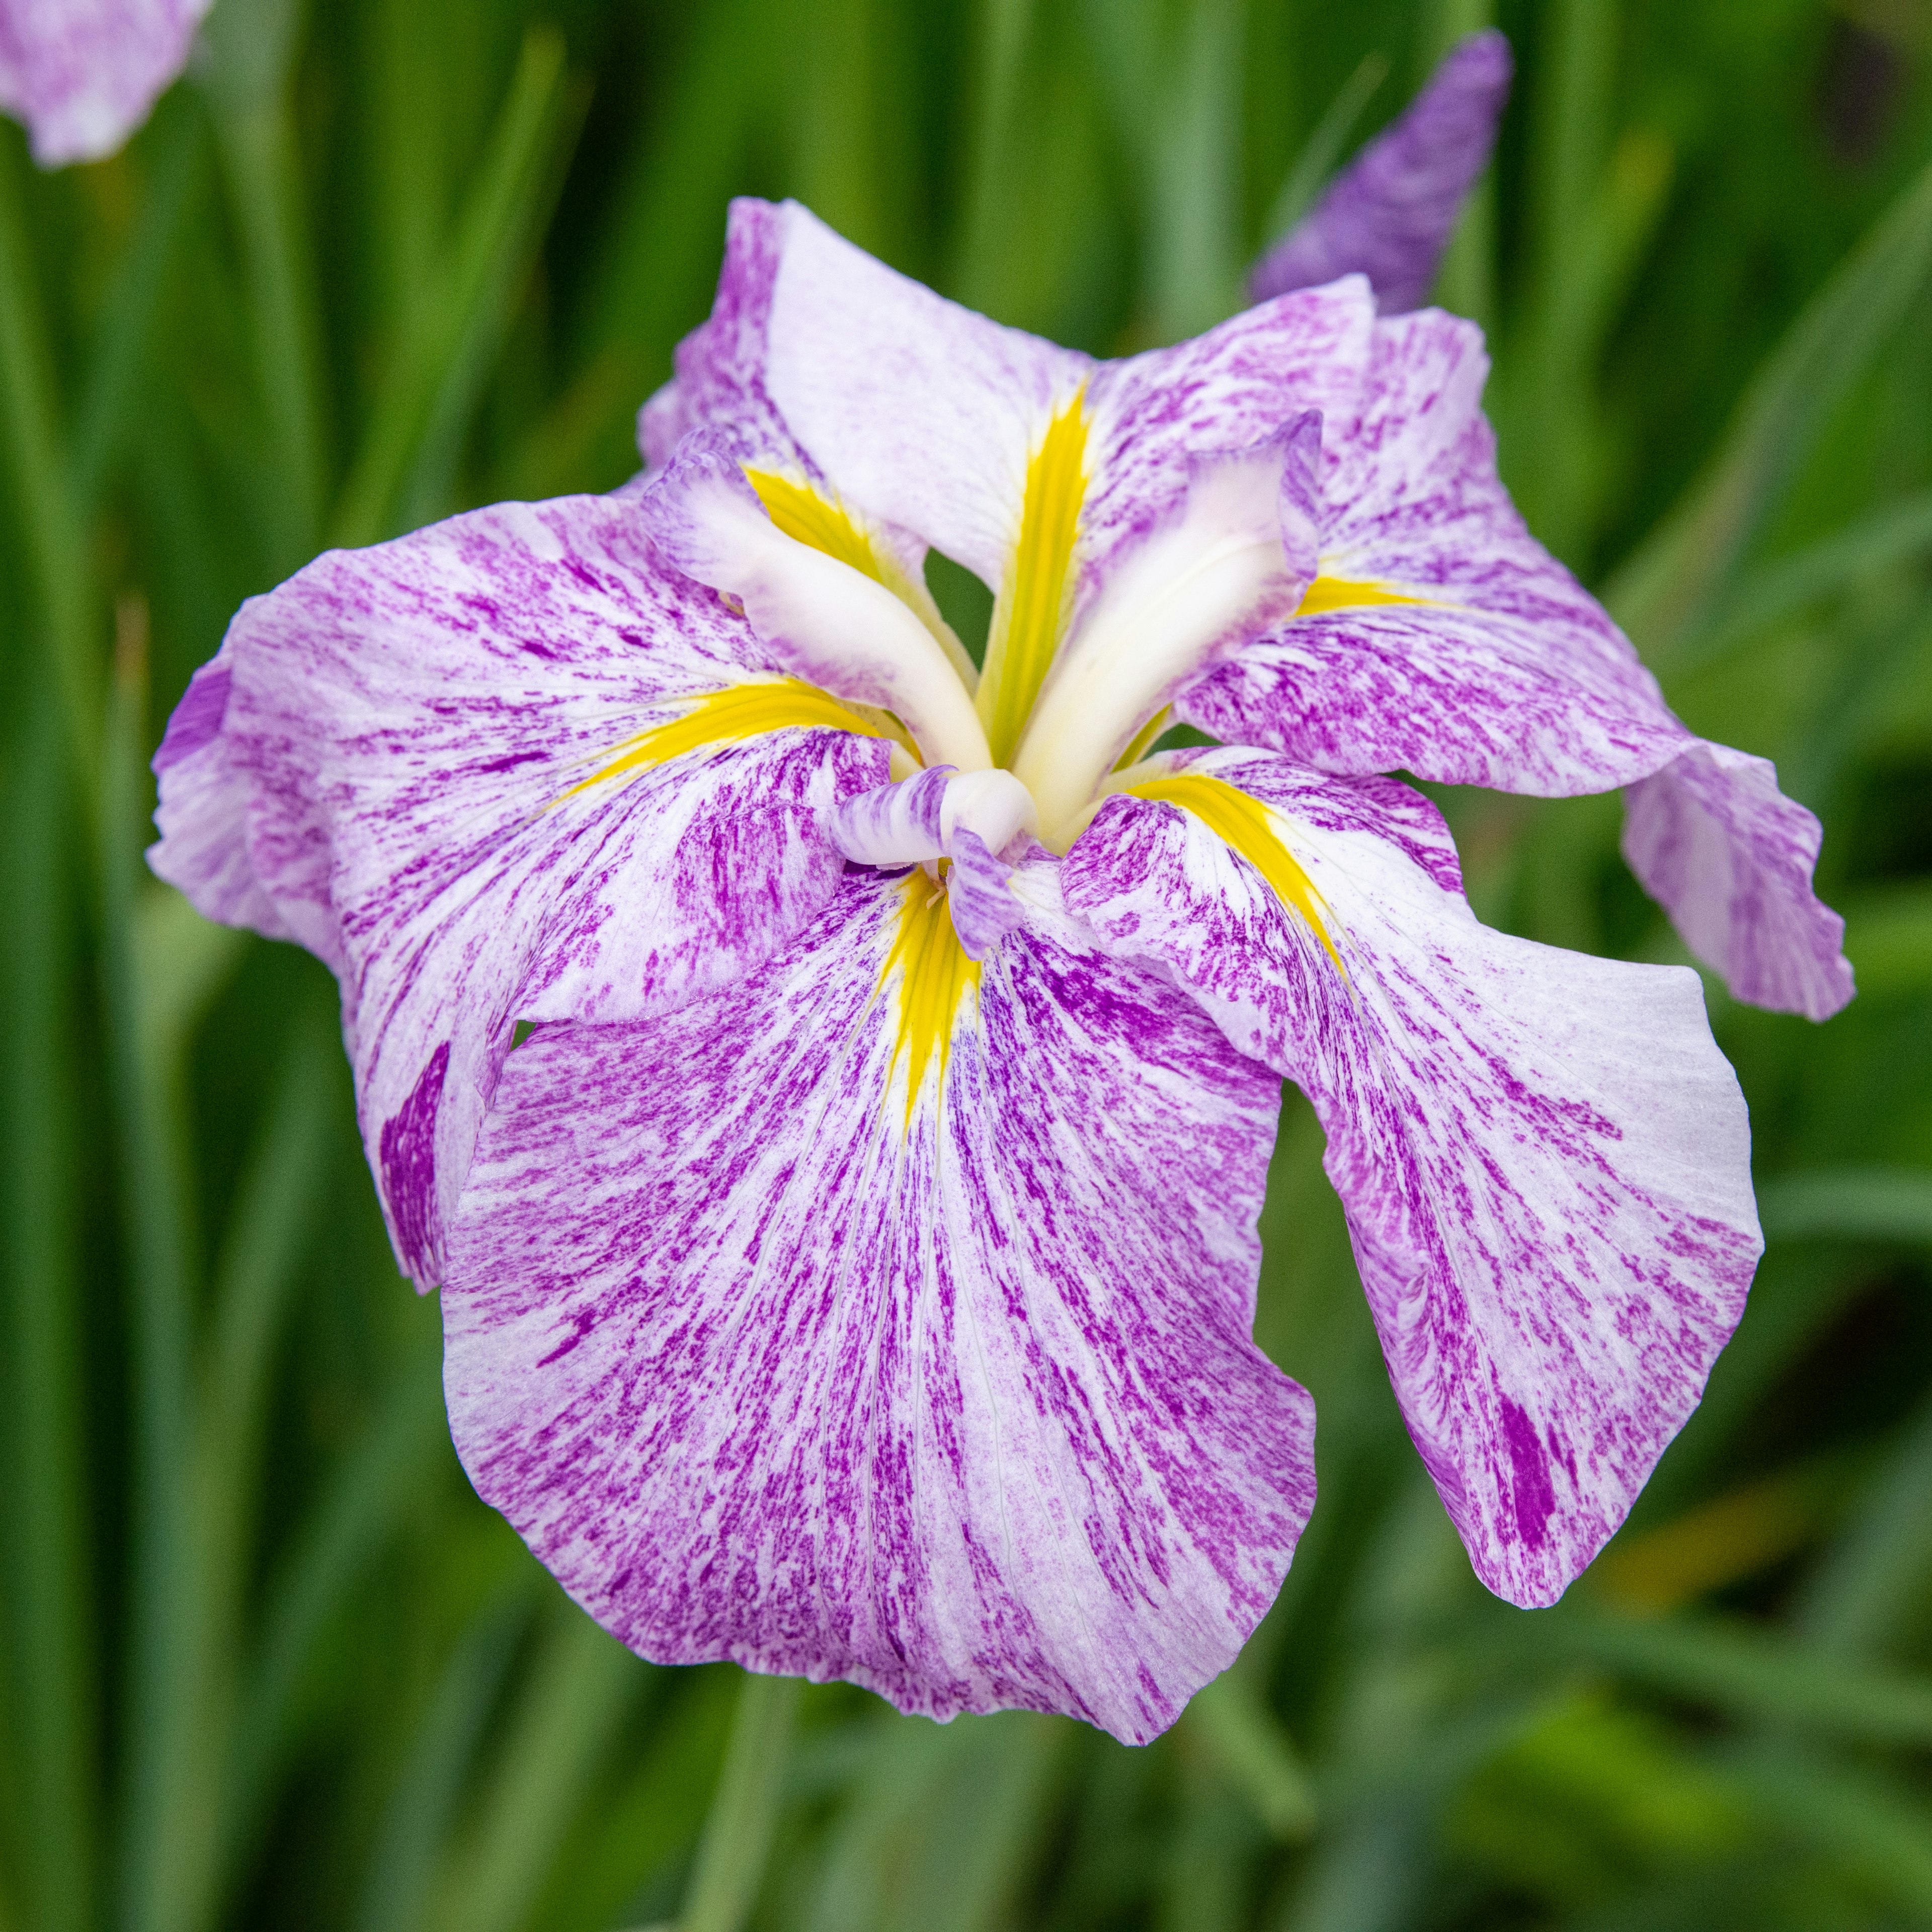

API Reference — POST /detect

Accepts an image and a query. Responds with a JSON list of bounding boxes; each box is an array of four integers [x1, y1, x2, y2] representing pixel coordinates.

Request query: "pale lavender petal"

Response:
[[759, 200, 1093, 585], [152, 494, 887, 1284], [942, 829, 1021, 960], [147, 653, 293, 941], [1250, 30, 1513, 313], [0, 0, 209, 166], [826, 765, 951, 867], [1063, 748, 1761, 1607], [638, 430, 990, 770], [443, 862, 1314, 1742], [1624, 742, 1854, 1020]]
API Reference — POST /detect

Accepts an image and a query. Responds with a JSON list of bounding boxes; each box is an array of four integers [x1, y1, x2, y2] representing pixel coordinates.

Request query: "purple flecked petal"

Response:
[[151, 494, 888, 1285], [757, 201, 1094, 585], [1073, 283, 1374, 597], [1181, 308, 1684, 795], [638, 198, 795, 474], [827, 765, 952, 866], [942, 829, 1022, 959], [1063, 747, 1761, 1607], [0, 0, 208, 166], [1623, 741, 1854, 1020], [442, 860, 1314, 1742], [1250, 30, 1513, 314], [1178, 307, 1853, 1013], [147, 651, 294, 941]]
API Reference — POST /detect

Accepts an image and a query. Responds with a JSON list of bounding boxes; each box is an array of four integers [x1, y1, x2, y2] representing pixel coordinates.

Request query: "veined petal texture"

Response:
[[1250, 29, 1514, 314], [1183, 308, 1685, 795], [1180, 307, 1852, 1016], [442, 864, 1315, 1742], [1064, 749, 1761, 1607], [0, 0, 208, 166], [1624, 741, 1855, 1021], [149, 494, 890, 1285]]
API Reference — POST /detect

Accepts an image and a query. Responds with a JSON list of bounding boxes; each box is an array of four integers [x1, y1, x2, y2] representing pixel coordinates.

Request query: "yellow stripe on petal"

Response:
[[743, 467, 979, 692], [744, 468, 895, 584], [1294, 574, 1438, 617], [879, 872, 981, 1129], [562, 678, 886, 800], [1123, 772, 1343, 973], [979, 390, 1088, 765]]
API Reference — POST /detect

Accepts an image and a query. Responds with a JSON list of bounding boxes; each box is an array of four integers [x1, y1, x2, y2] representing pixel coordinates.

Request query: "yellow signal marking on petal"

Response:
[[1123, 773, 1344, 973], [561, 679, 886, 800], [979, 389, 1088, 765], [743, 468, 894, 585], [1113, 706, 1172, 772], [879, 872, 981, 1130], [1294, 574, 1436, 617]]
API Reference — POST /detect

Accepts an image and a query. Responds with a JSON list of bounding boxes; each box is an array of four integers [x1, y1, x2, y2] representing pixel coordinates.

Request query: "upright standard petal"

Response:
[[760, 200, 1092, 587], [1063, 748, 1761, 1607], [442, 863, 1315, 1743], [1250, 30, 1513, 314], [0, 0, 208, 166], [152, 492, 891, 1285], [1624, 742, 1854, 1021], [1179, 308, 1853, 1016]]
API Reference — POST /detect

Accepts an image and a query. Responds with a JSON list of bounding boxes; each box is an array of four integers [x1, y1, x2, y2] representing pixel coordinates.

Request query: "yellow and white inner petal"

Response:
[[656, 460, 993, 773], [1014, 450, 1314, 849], [743, 467, 980, 693]]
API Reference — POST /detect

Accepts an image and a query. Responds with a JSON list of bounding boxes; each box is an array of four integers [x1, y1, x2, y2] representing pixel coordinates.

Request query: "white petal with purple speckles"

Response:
[[442, 863, 1315, 1742], [1181, 308, 1686, 795], [151, 493, 889, 1284], [761, 201, 1092, 586], [1177, 308, 1853, 1014], [1623, 741, 1854, 1020], [1062, 748, 1761, 1607], [148, 650, 295, 943], [0, 0, 208, 166]]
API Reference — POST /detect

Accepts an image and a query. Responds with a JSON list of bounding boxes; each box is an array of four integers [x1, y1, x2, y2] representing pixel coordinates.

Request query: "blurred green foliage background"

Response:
[[4, 0, 1932, 1927]]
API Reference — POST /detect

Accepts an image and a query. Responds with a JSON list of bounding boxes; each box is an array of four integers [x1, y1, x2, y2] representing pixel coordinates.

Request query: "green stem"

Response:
[[679, 1671, 802, 1932]]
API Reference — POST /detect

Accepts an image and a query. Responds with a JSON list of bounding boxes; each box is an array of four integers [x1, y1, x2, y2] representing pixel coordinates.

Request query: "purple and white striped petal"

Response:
[[638, 197, 798, 473], [1072, 283, 1373, 594], [443, 862, 1315, 1743], [1624, 742, 1854, 1020], [0, 0, 207, 165], [149, 650, 295, 943], [1062, 748, 1761, 1607], [1182, 308, 1683, 794], [942, 829, 1023, 959], [756, 200, 1092, 587], [1179, 308, 1852, 1016], [151, 493, 889, 1285], [826, 765, 952, 867], [1250, 30, 1513, 314]]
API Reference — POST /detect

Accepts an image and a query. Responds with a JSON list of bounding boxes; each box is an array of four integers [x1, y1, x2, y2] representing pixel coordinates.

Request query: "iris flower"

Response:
[[0, 0, 208, 165], [152, 197, 1848, 1744]]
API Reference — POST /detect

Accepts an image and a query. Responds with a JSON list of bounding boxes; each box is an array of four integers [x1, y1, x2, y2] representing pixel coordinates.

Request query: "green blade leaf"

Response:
[[1608, 153, 1932, 660], [333, 25, 577, 548]]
